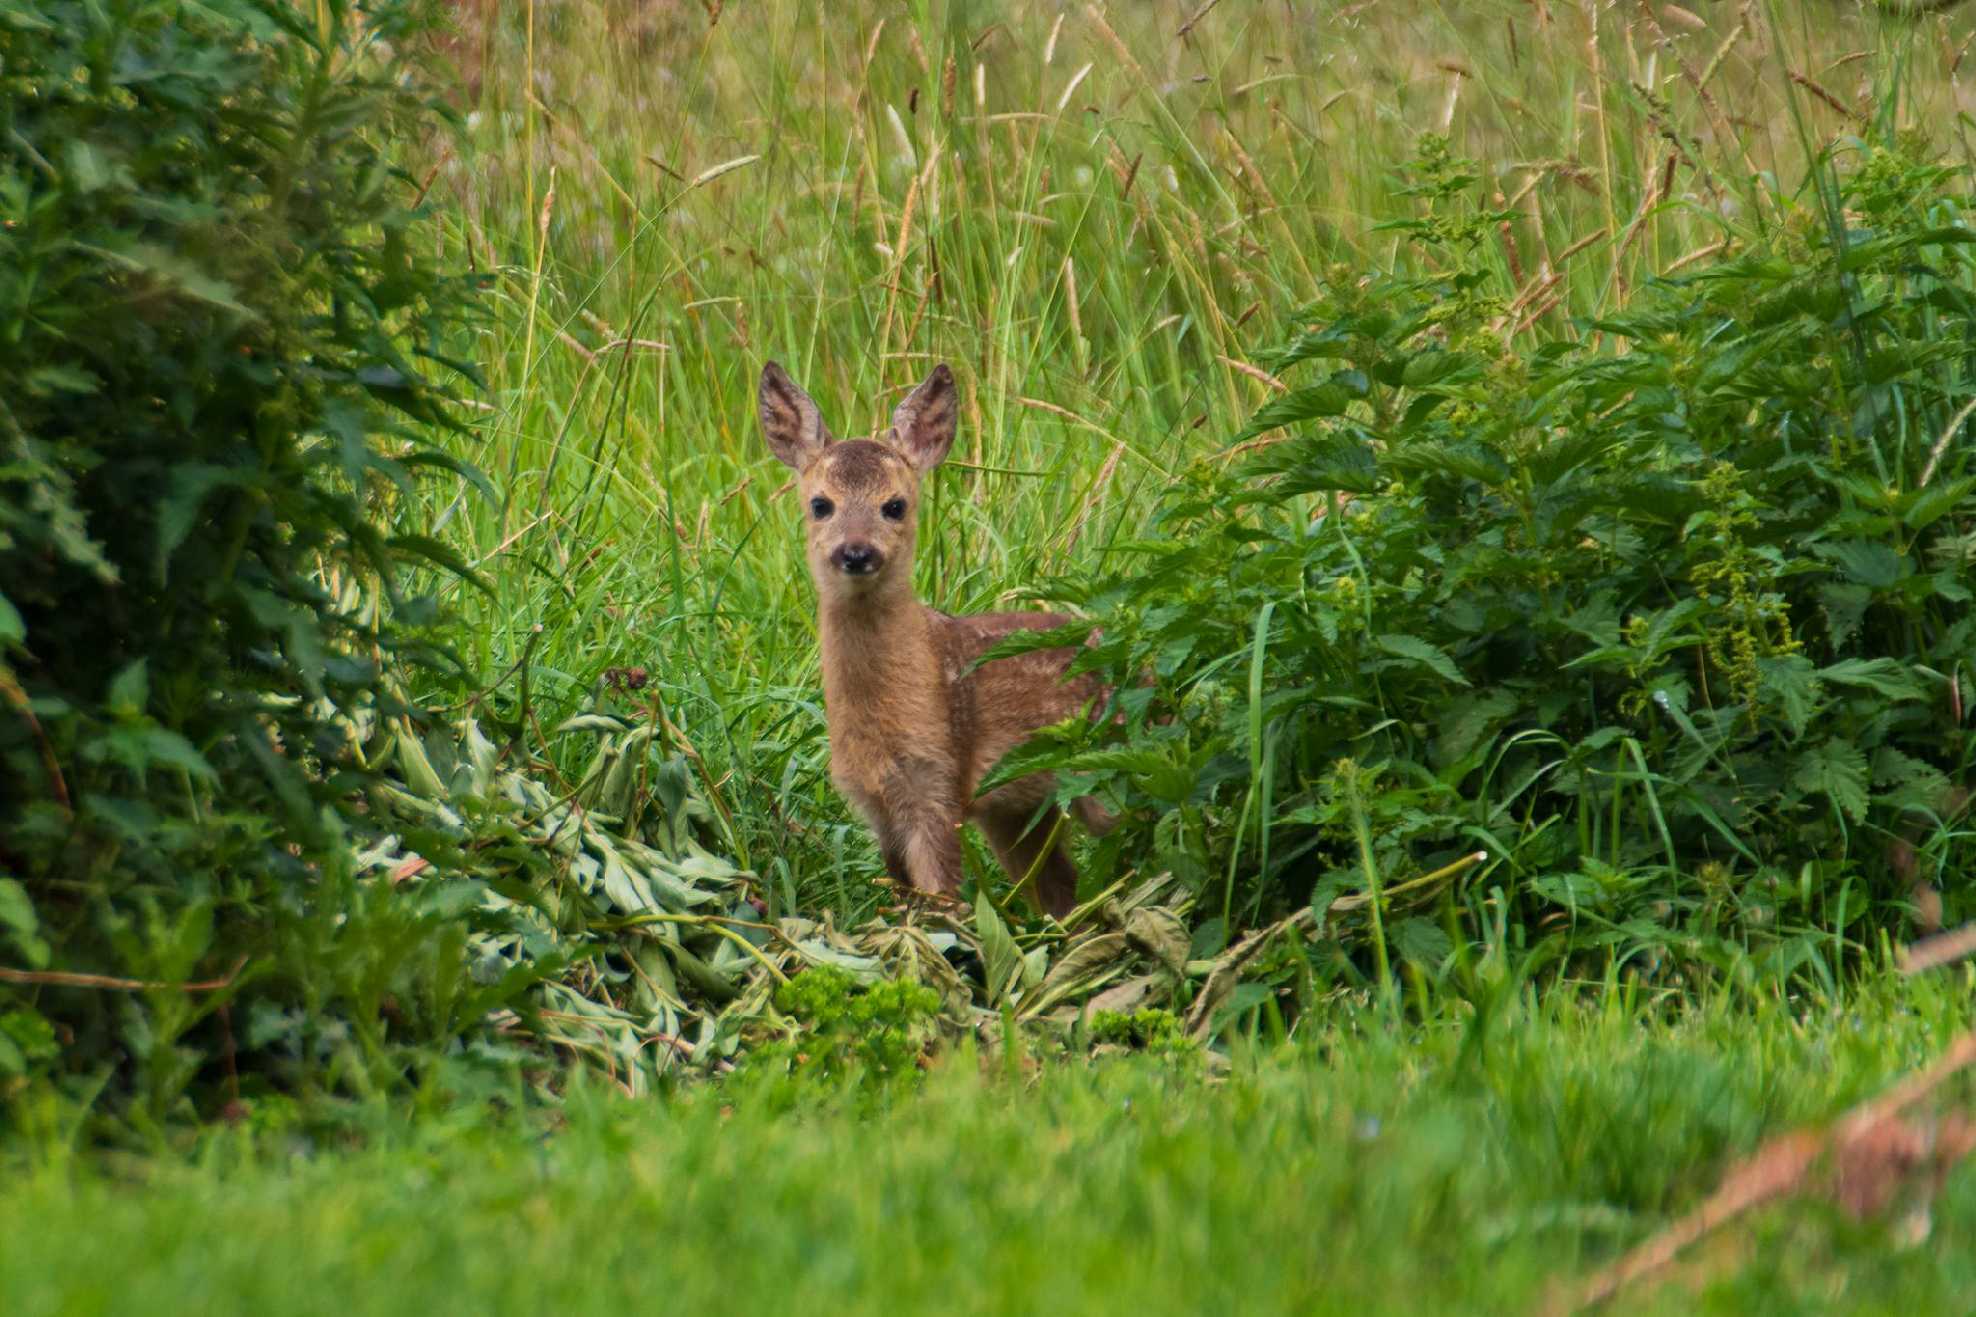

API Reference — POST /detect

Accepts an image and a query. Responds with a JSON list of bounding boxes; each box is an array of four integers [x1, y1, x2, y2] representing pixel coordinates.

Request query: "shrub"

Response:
[[1021, 134, 1976, 987], [0, 0, 487, 1121]]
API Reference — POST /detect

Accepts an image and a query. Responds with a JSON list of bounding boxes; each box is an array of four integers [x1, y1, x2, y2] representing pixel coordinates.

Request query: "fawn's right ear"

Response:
[[759, 361, 829, 470]]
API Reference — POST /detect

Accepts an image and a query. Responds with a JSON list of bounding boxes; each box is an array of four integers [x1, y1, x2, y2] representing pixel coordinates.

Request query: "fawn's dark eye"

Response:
[[810, 496, 834, 520], [881, 497, 907, 521]]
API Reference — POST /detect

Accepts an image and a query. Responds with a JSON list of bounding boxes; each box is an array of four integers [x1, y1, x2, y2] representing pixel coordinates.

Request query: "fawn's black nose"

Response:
[[832, 542, 883, 576]]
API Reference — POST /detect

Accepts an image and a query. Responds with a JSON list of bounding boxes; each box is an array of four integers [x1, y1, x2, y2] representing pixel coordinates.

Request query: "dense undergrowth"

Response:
[[1014, 131, 1976, 995], [0, 0, 526, 1121]]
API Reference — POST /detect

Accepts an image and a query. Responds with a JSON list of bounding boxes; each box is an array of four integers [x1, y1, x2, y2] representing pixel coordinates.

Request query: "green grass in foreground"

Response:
[[7, 978, 1974, 1317]]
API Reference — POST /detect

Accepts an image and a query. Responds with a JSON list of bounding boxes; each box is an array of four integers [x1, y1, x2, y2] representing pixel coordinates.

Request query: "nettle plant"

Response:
[[1019, 136, 1976, 984]]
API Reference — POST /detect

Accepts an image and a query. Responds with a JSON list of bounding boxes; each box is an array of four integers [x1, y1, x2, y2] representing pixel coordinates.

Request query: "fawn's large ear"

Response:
[[889, 364, 958, 472], [759, 361, 829, 470]]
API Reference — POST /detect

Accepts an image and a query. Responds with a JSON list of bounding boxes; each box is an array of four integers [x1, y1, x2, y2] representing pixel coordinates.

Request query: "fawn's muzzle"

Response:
[[832, 542, 883, 576]]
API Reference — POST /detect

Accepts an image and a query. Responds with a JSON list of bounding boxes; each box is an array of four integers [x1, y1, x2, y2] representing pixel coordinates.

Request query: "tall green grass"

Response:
[[421, 0, 1976, 922]]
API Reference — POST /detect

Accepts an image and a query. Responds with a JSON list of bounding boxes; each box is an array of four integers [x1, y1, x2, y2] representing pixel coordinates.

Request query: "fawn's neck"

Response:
[[816, 581, 940, 716]]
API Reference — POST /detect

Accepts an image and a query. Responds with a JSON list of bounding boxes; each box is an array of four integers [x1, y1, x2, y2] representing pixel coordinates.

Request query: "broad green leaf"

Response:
[[1818, 658, 1924, 702], [974, 891, 1022, 1005], [1433, 690, 1518, 769], [0, 877, 41, 942]]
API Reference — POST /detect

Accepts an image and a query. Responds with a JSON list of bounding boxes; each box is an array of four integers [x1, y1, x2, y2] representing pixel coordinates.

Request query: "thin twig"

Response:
[[0, 665, 70, 819], [0, 955, 249, 993]]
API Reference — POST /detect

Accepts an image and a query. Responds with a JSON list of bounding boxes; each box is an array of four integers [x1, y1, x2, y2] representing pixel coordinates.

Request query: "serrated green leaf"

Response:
[[1232, 379, 1359, 441], [1432, 690, 1517, 769], [1813, 539, 1907, 588], [1374, 633, 1470, 686], [1818, 658, 1924, 702], [1904, 476, 1975, 531], [1871, 746, 1952, 812], [1792, 740, 1870, 823], [1757, 654, 1821, 737], [1392, 917, 1454, 972]]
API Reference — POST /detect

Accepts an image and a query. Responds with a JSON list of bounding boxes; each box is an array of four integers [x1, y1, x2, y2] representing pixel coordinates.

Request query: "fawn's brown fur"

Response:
[[759, 360, 1113, 917]]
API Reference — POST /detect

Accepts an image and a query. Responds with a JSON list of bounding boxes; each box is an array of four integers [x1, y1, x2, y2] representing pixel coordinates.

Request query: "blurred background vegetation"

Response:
[[4, 0, 1976, 1127]]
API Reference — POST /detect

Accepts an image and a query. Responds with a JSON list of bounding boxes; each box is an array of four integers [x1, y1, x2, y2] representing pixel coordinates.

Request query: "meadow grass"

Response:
[[420, 0, 1976, 922], [6, 972, 1974, 1316]]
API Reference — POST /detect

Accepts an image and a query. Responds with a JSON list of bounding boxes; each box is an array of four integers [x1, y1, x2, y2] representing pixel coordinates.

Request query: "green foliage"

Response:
[[0, 0, 488, 1120], [1036, 134, 1976, 985], [744, 966, 942, 1094], [1087, 1006, 1194, 1058]]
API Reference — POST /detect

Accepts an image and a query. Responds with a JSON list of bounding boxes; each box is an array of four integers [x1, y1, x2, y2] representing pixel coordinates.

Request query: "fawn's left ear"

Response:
[[889, 364, 958, 472]]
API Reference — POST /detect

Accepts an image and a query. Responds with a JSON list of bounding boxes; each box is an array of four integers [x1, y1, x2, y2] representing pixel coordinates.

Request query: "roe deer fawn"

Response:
[[759, 360, 1114, 917]]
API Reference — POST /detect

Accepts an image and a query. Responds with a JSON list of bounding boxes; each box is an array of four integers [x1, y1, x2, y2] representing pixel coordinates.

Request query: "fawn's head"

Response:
[[759, 361, 957, 598]]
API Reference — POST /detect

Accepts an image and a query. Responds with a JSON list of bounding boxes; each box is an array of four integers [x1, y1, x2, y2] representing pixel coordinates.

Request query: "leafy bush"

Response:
[[0, 0, 489, 1120], [1028, 135, 1976, 986]]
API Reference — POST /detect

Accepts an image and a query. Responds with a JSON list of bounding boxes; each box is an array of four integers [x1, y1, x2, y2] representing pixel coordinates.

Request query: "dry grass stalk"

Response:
[[1507, 268, 1563, 318], [1789, 68, 1860, 119], [1663, 238, 1728, 273], [1084, 4, 1149, 95], [1064, 256, 1087, 374], [0, 955, 249, 993], [1177, 0, 1224, 40], [1057, 61, 1094, 112], [1061, 439, 1126, 553], [1659, 4, 1706, 31], [1223, 128, 1278, 209], [1217, 355, 1286, 392], [1582, 0, 1620, 307], [1898, 922, 1976, 975], [876, 155, 933, 370], [1553, 1031, 1976, 1314], [1498, 198, 1526, 287], [1555, 227, 1608, 265]]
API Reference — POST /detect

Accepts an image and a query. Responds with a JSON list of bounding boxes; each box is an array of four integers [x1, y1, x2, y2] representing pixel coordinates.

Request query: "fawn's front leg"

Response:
[[873, 766, 966, 900]]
